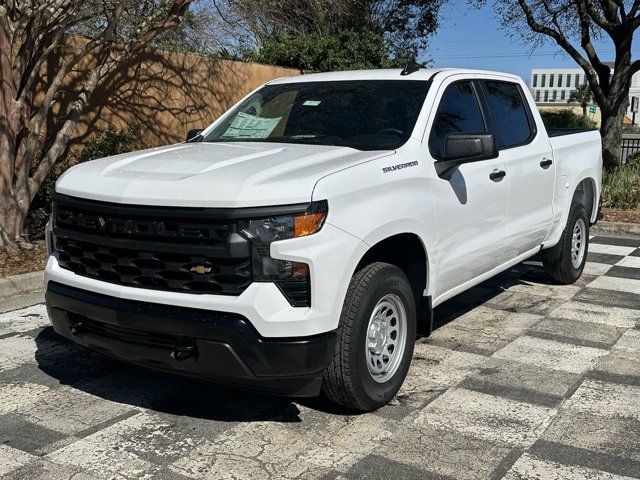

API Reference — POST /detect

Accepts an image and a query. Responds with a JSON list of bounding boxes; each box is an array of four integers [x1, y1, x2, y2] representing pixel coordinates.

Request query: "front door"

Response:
[[427, 78, 508, 301]]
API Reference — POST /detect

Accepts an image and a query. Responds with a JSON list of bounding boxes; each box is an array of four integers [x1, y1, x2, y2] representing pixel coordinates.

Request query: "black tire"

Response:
[[543, 202, 590, 284], [321, 262, 416, 411]]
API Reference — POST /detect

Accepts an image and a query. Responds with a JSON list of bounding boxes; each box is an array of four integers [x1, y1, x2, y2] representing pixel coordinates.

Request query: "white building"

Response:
[[530, 67, 587, 103], [530, 64, 640, 115]]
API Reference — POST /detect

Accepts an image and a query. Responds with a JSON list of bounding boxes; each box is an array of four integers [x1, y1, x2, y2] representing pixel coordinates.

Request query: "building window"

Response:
[[575, 75, 580, 87], [561, 90, 566, 100], [535, 90, 541, 102], [544, 90, 549, 102], [541, 75, 546, 87], [549, 74, 555, 87], [552, 90, 557, 101], [566, 75, 571, 87], [533, 74, 538, 87], [557, 74, 563, 87]]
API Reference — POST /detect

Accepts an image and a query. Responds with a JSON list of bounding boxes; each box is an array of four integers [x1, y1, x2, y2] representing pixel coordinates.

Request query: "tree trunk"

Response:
[[0, 15, 20, 250], [582, 103, 587, 116], [600, 100, 628, 158]]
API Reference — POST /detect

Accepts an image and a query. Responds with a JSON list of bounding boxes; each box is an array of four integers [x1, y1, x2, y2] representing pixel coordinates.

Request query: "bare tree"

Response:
[[0, 0, 191, 251], [480, 0, 640, 158]]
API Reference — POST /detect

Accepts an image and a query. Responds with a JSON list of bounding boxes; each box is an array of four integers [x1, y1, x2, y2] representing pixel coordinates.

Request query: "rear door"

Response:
[[427, 78, 508, 299], [479, 79, 554, 257]]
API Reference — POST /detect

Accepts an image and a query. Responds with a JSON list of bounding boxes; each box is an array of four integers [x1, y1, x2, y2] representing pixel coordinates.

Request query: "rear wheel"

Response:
[[322, 262, 416, 411], [543, 202, 589, 284]]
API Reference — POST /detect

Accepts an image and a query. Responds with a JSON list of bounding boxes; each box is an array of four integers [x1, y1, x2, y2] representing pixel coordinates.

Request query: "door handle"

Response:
[[489, 169, 506, 181], [540, 158, 553, 169]]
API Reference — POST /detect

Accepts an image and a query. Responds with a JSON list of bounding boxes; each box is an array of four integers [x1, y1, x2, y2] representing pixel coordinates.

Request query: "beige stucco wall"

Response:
[[44, 40, 300, 151]]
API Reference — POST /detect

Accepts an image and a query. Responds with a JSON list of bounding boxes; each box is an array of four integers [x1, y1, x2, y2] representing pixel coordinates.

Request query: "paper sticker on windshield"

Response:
[[303, 100, 321, 106], [221, 112, 281, 139]]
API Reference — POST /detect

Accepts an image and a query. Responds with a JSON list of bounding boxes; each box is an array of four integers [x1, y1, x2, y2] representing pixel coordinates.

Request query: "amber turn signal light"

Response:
[[294, 212, 326, 238]]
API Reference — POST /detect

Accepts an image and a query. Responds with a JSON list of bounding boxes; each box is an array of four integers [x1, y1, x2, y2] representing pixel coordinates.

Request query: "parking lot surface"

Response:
[[1, 234, 639, 480]]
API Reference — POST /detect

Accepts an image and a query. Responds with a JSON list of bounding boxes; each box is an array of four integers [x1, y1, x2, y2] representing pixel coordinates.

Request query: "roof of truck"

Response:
[[267, 68, 524, 84]]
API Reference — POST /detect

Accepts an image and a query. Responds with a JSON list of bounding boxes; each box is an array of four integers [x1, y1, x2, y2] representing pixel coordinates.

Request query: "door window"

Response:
[[483, 81, 534, 149], [429, 81, 486, 159]]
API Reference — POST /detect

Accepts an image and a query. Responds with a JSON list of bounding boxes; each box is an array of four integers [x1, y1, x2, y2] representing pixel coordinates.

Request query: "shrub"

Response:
[[602, 162, 640, 210], [626, 151, 640, 166], [27, 125, 141, 237], [603, 148, 621, 173], [538, 109, 597, 129], [76, 125, 140, 163]]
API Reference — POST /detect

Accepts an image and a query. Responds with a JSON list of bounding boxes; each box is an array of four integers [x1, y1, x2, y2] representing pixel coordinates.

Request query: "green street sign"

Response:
[[589, 105, 597, 114]]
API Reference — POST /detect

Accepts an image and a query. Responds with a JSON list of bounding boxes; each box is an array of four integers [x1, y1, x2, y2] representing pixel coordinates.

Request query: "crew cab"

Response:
[[45, 68, 602, 411]]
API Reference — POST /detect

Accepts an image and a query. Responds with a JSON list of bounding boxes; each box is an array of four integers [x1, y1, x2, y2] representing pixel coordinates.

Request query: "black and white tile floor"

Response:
[[0, 234, 639, 479]]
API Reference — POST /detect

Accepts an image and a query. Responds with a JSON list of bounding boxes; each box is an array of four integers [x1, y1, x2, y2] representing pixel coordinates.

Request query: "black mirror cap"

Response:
[[435, 133, 498, 179], [444, 133, 497, 161], [186, 128, 203, 142]]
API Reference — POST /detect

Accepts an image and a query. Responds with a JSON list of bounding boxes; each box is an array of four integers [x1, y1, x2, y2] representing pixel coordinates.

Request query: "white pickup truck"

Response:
[[45, 68, 602, 411]]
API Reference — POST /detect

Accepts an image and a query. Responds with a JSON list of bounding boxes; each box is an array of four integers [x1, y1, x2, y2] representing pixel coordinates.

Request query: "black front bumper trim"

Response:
[[45, 282, 336, 397]]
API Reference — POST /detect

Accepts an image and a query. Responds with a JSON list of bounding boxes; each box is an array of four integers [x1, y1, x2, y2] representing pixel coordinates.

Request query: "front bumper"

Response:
[[45, 281, 336, 396]]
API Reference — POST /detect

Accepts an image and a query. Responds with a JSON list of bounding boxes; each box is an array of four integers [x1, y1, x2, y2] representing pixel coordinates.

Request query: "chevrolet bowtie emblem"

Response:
[[190, 265, 212, 274]]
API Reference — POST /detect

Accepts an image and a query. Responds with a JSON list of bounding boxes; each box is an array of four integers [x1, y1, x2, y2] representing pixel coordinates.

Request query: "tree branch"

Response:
[[515, 0, 607, 106], [28, 0, 192, 195], [584, 0, 618, 31]]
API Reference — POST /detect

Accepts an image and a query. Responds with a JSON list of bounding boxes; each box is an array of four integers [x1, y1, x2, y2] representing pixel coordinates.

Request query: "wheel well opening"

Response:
[[573, 178, 596, 221], [356, 233, 431, 335]]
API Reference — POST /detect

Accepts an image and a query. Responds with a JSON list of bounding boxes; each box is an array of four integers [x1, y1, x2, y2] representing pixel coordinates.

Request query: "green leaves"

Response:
[[250, 29, 405, 71], [244, 0, 442, 71]]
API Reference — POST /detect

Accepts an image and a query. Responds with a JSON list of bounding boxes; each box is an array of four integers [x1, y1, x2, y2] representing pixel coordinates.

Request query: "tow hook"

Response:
[[68, 316, 84, 335], [70, 322, 83, 335], [171, 341, 197, 361]]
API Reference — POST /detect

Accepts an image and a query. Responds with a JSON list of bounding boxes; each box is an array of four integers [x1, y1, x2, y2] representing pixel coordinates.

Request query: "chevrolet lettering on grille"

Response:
[[57, 208, 212, 240]]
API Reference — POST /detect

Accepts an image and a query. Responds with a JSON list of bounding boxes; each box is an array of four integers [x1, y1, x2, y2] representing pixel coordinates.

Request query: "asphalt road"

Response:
[[1, 234, 639, 480]]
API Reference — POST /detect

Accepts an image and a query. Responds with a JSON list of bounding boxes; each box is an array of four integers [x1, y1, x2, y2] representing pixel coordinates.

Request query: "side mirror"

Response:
[[435, 133, 498, 179], [186, 128, 203, 142]]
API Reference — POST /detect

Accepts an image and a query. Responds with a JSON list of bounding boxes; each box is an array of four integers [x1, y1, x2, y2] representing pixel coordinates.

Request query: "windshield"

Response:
[[202, 80, 430, 151]]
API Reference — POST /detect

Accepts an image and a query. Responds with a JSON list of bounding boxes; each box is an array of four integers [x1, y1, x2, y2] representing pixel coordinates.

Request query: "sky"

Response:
[[425, 0, 640, 83]]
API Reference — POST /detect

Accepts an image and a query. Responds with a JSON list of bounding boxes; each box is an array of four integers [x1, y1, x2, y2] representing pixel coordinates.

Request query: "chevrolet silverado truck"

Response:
[[45, 68, 602, 411]]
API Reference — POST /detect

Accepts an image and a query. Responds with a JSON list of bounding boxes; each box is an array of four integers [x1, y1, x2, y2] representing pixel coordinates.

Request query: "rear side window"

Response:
[[483, 81, 533, 148], [429, 81, 486, 159]]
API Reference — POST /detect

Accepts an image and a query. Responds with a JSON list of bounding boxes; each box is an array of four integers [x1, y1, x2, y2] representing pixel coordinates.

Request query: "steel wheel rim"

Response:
[[571, 218, 586, 269], [365, 293, 407, 383]]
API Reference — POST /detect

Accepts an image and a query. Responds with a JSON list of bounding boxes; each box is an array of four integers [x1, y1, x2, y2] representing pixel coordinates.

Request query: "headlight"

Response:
[[239, 200, 327, 307], [240, 200, 327, 243]]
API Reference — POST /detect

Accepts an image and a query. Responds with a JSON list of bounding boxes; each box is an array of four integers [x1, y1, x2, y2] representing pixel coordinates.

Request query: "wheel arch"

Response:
[[353, 232, 433, 336], [544, 174, 599, 250], [573, 176, 598, 224]]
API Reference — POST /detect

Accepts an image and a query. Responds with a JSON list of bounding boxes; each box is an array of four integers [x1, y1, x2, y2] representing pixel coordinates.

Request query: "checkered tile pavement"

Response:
[[1, 234, 639, 479]]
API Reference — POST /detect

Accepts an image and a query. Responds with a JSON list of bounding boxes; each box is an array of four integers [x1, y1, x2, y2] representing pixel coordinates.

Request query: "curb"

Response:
[[592, 220, 640, 237], [0, 271, 44, 298]]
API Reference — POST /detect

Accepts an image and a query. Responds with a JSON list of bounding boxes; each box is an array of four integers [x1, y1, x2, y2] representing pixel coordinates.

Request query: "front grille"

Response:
[[53, 194, 252, 296]]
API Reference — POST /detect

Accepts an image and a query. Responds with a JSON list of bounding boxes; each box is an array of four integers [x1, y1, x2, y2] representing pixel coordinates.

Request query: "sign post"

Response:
[[632, 97, 639, 125]]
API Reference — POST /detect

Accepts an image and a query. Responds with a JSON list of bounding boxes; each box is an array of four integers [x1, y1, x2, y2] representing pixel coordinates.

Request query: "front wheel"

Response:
[[321, 262, 416, 411], [543, 202, 590, 284]]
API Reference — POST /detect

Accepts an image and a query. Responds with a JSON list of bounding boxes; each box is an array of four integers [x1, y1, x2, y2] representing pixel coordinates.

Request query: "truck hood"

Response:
[[56, 142, 393, 207]]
